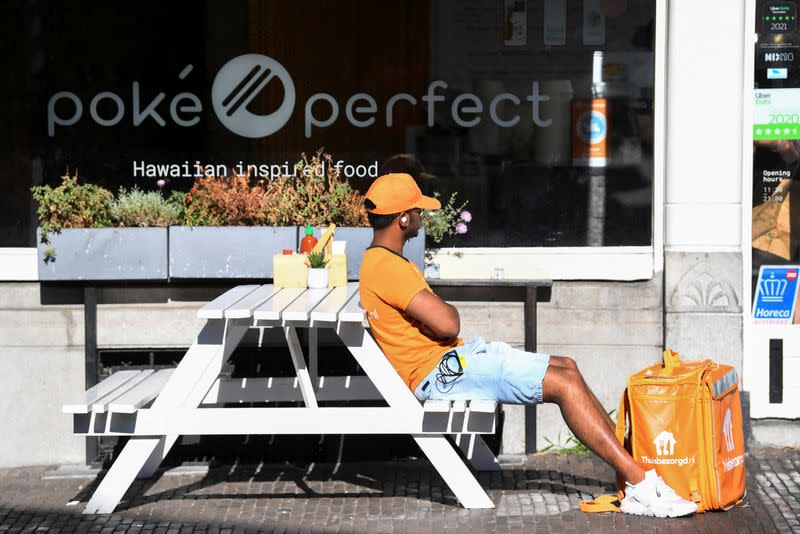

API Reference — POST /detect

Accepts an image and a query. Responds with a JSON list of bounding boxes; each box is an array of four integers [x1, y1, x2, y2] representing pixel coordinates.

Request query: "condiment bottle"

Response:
[[299, 223, 318, 253]]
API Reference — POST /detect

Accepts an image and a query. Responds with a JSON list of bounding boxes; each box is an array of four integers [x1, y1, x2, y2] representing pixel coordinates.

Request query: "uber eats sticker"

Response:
[[753, 89, 800, 140], [763, 1, 797, 34], [753, 265, 800, 323]]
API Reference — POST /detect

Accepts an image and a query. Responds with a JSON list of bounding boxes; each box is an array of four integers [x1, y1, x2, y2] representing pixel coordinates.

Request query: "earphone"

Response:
[[401, 216, 408, 223]]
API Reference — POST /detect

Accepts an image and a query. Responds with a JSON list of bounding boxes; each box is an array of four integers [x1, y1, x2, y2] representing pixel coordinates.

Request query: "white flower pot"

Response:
[[307, 268, 329, 289]]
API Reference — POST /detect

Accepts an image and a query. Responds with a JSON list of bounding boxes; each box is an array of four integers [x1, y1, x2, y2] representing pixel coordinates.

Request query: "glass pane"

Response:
[[1, 0, 655, 248], [751, 0, 800, 322]]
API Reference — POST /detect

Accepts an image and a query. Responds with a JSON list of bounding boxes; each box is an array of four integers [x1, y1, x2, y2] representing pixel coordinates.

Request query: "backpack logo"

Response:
[[722, 408, 735, 452], [653, 430, 677, 456]]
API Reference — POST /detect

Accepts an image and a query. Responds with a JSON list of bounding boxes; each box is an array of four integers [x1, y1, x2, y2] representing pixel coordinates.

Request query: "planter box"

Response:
[[36, 227, 168, 281], [169, 226, 298, 279], [35, 225, 425, 281], [331, 227, 425, 279]]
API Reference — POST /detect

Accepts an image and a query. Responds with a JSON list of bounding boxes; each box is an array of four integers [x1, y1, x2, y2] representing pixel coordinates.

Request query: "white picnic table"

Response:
[[64, 282, 500, 514]]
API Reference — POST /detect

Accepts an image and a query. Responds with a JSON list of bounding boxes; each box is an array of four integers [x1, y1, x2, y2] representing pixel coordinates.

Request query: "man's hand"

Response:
[[405, 288, 460, 339]]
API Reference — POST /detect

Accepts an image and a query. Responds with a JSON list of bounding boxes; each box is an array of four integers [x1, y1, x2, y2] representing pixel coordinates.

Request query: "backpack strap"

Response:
[[615, 387, 629, 446], [579, 492, 622, 513], [689, 477, 704, 511], [663, 348, 683, 370]]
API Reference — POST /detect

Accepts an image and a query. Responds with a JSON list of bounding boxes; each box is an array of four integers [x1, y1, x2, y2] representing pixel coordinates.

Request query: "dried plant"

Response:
[[263, 150, 369, 227], [180, 150, 368, 227], [183, 166, 268, 226]]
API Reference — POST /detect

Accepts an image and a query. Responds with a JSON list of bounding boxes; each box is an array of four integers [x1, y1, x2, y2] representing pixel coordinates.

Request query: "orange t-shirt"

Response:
[[359, 246, 463, 390]]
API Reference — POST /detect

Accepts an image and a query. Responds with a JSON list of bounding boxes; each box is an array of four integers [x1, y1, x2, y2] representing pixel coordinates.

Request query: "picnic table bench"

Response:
[[64, 282, 502, 513]]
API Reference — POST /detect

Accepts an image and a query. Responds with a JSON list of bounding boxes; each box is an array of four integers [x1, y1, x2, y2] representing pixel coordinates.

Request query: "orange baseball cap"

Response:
[[364, 173, 441, 215]]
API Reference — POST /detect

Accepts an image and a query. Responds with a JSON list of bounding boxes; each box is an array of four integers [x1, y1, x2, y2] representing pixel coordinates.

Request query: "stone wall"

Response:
[[0, 266, 752, 465]]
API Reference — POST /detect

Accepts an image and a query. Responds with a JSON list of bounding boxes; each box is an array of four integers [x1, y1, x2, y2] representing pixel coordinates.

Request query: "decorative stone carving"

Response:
[[670, 260, 740, 313]]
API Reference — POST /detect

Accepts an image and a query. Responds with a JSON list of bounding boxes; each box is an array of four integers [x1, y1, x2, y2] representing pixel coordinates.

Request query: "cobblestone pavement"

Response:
[[0, 447, 796, 533]]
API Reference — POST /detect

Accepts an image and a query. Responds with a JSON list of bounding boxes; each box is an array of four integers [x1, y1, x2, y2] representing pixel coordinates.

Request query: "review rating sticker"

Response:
[[754, 124, 800, 140]]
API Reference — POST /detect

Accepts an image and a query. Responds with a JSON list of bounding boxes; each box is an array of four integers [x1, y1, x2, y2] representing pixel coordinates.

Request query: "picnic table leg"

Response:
[[454, 434, 501, 472], [338, 323, 494, 507], [285, 326, 318, 408], [136, 318, 252, 479], [414, 435, 495, 508], [336, 323, 422, 410], [83, 437, 164, 514], [135, 435, 178, 479], [308, 327, 318, 392], [83, 318, 250, 513]]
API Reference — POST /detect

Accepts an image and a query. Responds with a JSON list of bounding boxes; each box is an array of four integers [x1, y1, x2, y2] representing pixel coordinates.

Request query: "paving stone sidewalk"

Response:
[[0, 447, 797, 533]]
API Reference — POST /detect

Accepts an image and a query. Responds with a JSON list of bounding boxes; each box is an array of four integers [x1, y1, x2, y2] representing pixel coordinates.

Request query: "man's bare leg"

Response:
[[542, 363, 645, 484], [549, 356, 615, 434]]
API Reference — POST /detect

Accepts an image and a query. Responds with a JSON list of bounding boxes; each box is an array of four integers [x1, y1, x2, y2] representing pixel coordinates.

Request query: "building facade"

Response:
[[1, 0, 796, 468]]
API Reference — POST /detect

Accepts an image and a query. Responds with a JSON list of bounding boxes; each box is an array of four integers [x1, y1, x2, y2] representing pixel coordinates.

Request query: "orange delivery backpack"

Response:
[[581, 349, 746, 513]]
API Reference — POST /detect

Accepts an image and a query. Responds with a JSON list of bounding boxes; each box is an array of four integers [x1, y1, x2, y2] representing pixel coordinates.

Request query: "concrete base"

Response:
[[163, 463, 210, 476], [42, 465, 101, 479], [42, 462, 211, 480], [497, 454, 526, 465], [749, 419, 800, 448]]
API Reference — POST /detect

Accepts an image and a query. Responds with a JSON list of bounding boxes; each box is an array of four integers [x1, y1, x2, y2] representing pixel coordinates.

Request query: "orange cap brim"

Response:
[[414, 194, 441, 211]]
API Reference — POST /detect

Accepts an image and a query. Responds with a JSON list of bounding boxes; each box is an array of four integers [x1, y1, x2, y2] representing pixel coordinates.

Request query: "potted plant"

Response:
[[168, 150, 365, 279], [31, 174, 170, 281], [306, 250, 330, 289], [30, 150, 459, 282]]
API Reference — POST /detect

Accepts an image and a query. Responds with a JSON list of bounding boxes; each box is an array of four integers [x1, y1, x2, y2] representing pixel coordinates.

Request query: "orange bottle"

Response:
[[299, 223, 318, 253]]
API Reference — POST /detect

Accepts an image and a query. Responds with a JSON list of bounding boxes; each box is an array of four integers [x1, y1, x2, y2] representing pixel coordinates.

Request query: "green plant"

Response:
[[541, 432, 593, 457], [540, 409, 616, 457], [166, 190, 189, 225], [109, 186, 181, 227], [306, 250, 329, 269], [31, 171, 114, 262], [420, 191, 468, 244]]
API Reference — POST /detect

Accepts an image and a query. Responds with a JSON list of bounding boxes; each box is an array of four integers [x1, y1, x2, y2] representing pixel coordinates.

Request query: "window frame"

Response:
[[0, 0, 667, 282], [428, 0, 667, 281]]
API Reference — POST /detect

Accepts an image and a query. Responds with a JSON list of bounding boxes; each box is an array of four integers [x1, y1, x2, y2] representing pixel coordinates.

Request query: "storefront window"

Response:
[[751, 0, 800, 322], [1, 1, 656, 249]]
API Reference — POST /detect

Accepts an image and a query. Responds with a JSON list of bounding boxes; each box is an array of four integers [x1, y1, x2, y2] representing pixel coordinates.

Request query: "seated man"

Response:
[[358, 173, 697, 518]]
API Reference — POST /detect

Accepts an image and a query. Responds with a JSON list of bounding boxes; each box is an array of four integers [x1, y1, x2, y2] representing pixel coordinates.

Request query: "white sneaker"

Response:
[[620, 469, 698, 518]]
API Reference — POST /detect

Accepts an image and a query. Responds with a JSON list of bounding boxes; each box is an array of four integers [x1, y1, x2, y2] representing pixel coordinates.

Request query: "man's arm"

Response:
[[405, 288, 460, 340]]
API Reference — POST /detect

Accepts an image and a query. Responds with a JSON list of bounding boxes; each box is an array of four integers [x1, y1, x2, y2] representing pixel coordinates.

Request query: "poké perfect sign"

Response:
[[752, 265, 800, 324], [47, 53, 557, 139]]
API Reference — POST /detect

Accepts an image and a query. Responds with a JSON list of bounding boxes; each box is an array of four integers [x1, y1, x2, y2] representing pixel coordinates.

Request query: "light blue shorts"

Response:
[[412, 337, 551, 405]]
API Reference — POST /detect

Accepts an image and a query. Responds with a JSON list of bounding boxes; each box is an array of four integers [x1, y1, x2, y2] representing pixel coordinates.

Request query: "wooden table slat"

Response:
[[253, 287, 306, 321], [225, 285, 282, 319], [63, 370, 142, 414], [338, 290, 366, 323], [197, 285, 261, 319], [282, 288, 334, 321], [311, 282, 360, 323]]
